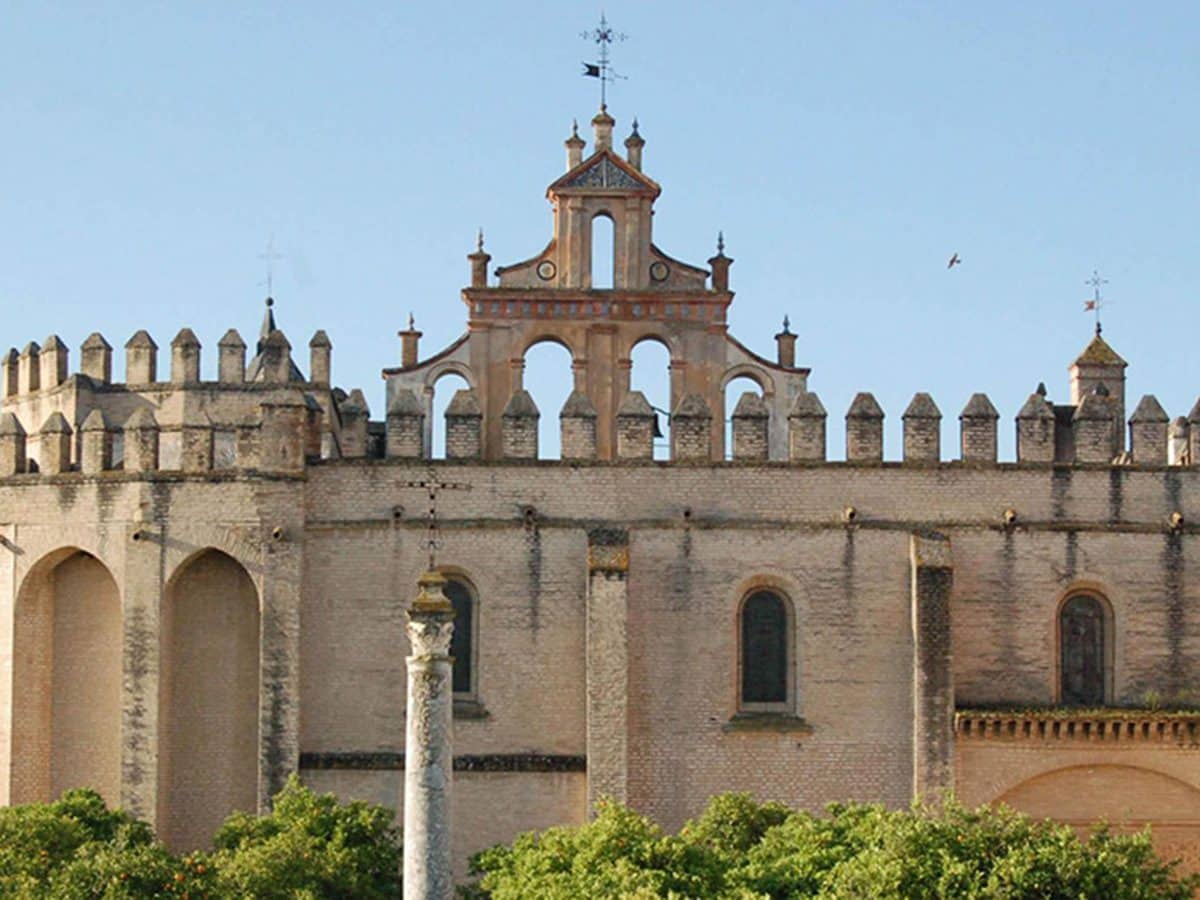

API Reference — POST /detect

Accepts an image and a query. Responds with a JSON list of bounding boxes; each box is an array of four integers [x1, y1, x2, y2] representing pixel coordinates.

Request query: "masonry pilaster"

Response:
[[255, 482, 303, 808], [121, 502, 164, 824], [911, 531, 954, 800], [0, 523, 15, 806], [586, 528, 630, 807]]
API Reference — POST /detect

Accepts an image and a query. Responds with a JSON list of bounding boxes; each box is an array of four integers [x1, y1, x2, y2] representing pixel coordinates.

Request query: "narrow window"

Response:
[[741, 590, 788, 704], [445, 579, 474, 695], [1060, 595, 1105, 705], [591, 214, 614, 289]]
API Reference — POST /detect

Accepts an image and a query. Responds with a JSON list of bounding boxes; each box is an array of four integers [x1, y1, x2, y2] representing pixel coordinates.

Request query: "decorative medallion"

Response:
[[536, 260, 556, 281], [649, 261, 670, 282]]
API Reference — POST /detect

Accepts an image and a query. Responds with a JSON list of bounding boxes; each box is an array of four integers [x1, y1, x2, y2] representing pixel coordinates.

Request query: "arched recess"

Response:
[[723, 375, 764, 461], [159, 549, 259, 851], [590, 212, 615, 289], [438, 570, 479, 700], [997, 764, 1200, 825], [429, 370, 471, 459], [11, 549, 122, 804], [629, 337, 672, 460], [522, 338, 575, 459]]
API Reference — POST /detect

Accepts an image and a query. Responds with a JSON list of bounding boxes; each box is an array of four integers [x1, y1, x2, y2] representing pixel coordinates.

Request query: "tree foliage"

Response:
[[467, 793, 1200, 899], [0, 777, 399, 899]]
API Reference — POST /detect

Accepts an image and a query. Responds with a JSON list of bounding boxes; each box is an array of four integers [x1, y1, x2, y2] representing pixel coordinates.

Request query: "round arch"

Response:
[[12, 547, 122, 805], [436, 566, 480, 700], [159, 548, 260, 851], [720, 363, 776, 398], [521, 334, 578, 361], [423, 360, 477, 392]]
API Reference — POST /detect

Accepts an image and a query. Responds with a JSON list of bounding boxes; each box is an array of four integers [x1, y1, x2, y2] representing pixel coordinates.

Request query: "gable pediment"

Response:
[[549, 151, 660, 196]]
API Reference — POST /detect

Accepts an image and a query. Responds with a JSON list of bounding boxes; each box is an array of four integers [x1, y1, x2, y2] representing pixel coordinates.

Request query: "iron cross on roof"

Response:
[[403, 469, 472, 570], [581, 13, 627, 109]]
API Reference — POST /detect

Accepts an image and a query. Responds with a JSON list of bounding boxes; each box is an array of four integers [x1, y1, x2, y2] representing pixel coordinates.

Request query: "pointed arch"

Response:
[[12, 548, 121, 805], [159, 548, 259, 850]]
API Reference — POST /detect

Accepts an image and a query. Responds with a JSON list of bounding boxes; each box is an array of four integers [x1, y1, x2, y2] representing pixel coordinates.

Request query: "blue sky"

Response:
[[2, 2, 1197, 459]]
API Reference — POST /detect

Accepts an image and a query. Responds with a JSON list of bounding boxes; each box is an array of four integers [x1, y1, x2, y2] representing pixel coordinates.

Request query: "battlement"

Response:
[[0, 309, 366, 477]]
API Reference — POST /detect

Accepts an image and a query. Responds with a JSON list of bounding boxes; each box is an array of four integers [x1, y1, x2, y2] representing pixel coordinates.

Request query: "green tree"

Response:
[[466, 793, 1200, 900], [208, 775, 402, 899]]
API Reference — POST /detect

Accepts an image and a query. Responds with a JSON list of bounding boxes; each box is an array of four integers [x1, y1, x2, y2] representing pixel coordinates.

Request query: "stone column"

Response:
[[910, 531, 954, 801], [403, 571, 455, 900]]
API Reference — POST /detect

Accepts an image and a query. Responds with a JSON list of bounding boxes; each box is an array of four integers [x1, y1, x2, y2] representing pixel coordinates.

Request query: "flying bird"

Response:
[[947, 253, 961, 269]]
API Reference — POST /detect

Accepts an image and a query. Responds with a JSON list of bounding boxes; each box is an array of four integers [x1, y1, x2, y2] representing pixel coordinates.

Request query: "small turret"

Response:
[[788, 391, 827, 462], [445, 389, 482, 460], [339, 389, 370, 458], [386, 388, 425, 459], [671, 393, 713, 462], [708, 232, 732, 293], [309, 330, 332, 385], [560, 390, 598, 461], [624, 118, 644, 170], [80, 333, 113, 384], [731, 392, 769, 461], [501, 389, 540, 459], [18, 342, 40, 394], [1073, 383, 1117, 463], [468, 232, 490, 290], [1128, 394, 1168, 465], [398, 314, 422, 368], [774, 317, 796, 369], [218, 329, 247, 383], [39, 412, 72, 474], [2, 349, 17, 397], [1016, 386, 1055, 463], [902, 393, 941, 462], [170, 328, 202, 384], [39, 335, 68, 390], [0, 413, 27, 475], [959, 393, 999, 463], [80, 409, 112, 474], [615, 391, 655, 460], [846, 392, 884, 462], [565, 120, 585, 170], [125, 331, 158, 383], [1069, 332, 1127, 451], [592, 105, 615, 153]]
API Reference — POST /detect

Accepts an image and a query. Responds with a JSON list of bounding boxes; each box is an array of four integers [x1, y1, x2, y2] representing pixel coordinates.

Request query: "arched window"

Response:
[[741, 590, 789, 707], [444, 578, 476, 696], [1060, 594, 1106, 706], [591, 214, 615, 289]]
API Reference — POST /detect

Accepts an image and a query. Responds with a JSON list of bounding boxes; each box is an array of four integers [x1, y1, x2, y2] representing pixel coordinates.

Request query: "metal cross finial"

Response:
[[258, 234, 283, 298], [404, 470, 472, 570], [1084, 269, 1109, 335], [581, 12, 627, 109]]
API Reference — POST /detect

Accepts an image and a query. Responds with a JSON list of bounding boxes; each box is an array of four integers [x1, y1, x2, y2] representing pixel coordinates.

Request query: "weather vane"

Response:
[[581, 13, 627, 109], [258, 234, 283, 298], [1083, 269, 1109, 335]]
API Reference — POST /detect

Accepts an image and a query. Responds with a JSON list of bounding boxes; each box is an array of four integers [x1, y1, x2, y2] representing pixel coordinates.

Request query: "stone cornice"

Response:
[[955, 710, 1200, 748]]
